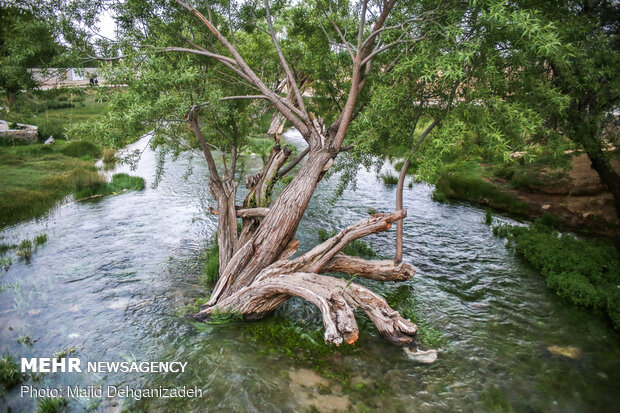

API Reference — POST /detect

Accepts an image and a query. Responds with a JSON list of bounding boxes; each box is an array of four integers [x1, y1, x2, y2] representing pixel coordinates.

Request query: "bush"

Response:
[[60, 140, 101, 159], [494, 219, 620, 329], [37, 120, 67, 140]]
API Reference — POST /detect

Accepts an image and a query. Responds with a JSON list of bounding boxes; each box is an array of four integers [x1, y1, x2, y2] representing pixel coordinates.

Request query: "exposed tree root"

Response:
[[195, 272, 417, 346]]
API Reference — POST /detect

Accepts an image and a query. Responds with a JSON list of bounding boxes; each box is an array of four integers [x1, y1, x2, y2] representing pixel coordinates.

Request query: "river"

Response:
[[1, 130, 619, 412]]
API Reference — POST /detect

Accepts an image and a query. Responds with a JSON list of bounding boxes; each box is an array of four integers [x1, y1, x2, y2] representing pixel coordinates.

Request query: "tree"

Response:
[[521, 0, 620, 218], [0, 7, 64, 105], [80, 0, 452, 346]]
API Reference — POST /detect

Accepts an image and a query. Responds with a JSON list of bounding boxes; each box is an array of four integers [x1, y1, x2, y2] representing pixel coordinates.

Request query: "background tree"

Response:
[[0, 8, 64, 105]]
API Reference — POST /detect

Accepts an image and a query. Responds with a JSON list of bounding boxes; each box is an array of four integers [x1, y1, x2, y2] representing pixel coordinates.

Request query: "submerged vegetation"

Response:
[[494, 218, 620, 329]]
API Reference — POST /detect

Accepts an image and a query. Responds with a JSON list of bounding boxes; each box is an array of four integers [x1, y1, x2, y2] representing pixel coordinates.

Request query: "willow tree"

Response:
[[72, 0, 479, 346]]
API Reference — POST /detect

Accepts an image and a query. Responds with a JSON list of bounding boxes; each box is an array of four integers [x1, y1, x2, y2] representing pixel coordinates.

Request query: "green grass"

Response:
[[6, 90, 108, 141], [433, 160, 530, 215], [0, 142, 99, 227], [0, 141, 144, 227], [494, 218, 620, 329], [60, 140, 101, 159], [74, 173, 145, 199], [17, 239, 32, 261]]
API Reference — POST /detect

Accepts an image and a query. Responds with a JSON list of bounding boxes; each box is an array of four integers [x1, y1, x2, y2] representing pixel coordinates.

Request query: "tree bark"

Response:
[[587, 145, 620, 218], [394, 160, 410, 263]]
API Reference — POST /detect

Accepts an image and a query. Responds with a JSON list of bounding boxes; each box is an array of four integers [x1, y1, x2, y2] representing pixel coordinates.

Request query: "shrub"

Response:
[[60, 140, 101, 159]]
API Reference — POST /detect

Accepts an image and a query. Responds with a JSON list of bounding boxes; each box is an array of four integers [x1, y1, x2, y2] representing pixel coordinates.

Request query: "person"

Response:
[[89, 77, 94, 86]]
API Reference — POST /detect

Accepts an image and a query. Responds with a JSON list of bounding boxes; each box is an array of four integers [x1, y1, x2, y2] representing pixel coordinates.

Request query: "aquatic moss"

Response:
[[494, 219, 620, 329], [384, 285, 445, 349]]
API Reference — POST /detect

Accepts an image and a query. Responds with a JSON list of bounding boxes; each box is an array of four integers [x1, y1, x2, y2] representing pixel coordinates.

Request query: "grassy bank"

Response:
[[494, 218, 620, 329], [433, 160, 530, 215], [3, 88, 108, 140], [0, 141, 144, 228]]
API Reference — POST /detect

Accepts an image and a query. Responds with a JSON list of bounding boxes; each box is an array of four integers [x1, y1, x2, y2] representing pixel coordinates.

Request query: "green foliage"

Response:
[[317, 229, 376, 258], [36, 397, 68, 413], [0, 354, 22, 391], [433, 161, 529, 215], [494, 219, 620, 329], [60, 140, 101, 159], [0, 8, 66, 103]]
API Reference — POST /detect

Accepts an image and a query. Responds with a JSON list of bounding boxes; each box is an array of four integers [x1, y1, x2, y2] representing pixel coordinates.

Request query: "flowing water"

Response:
[[1, 131, 619, 412]]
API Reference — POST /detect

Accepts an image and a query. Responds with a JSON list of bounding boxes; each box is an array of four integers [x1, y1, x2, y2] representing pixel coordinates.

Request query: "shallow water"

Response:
[[1, 131, 619, 412]]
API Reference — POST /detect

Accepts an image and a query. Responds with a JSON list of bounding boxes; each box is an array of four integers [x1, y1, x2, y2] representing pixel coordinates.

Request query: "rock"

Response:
[[404, 348, 438, 364], [547, 345, 582, 359], [44, 136, 55, 145], [541, 204, 551, 210]]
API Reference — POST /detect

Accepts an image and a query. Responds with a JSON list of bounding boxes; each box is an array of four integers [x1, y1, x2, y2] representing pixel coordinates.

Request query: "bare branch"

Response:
[[325, 12, 355, 61], [277, 146, 310, 178], [264, 0, 308, 118]]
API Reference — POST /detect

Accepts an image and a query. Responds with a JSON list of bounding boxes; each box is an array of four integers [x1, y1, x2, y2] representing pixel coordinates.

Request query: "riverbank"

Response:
[[432, 153, 620, 238]]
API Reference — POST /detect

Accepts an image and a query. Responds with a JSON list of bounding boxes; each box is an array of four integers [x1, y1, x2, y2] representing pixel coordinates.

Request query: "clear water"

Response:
[[1, 131, 619, 412]]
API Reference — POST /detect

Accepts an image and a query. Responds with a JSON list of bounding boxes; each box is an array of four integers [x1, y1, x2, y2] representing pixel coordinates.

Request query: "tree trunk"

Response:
[[587, 146, 620, 218], [394, 160, 410, 263]]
